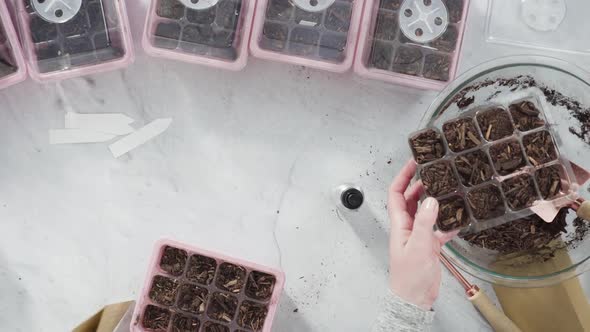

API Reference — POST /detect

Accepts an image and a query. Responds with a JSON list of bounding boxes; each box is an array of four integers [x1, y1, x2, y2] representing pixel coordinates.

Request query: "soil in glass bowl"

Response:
[[425, 57, 590, 286]]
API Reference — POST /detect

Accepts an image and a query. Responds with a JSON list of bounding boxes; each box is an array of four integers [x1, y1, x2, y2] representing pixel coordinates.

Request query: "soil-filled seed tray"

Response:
[[132, 240, 285, 332], [16, 0, 133, 82], [249, 0, 363, 72], [408, 96, 577, 233], [354, 0, 470, 90], [0, 0, 26, 89], [143, 0, 254, 70]]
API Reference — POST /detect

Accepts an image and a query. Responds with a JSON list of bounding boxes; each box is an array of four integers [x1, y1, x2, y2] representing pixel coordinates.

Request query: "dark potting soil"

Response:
[[143, 305, 171, 332], [187, 6, 217, 25], [266, 0, 293, 21], [523, 130, 558, 166], [160, 246, 188, 276], [215, 263, 247, 293], [289, 28, 320, 56], [238, 301, 268, 331], [477, 108, 514, 141], [441, 74, 590, 147], [0, 59, 16, 77], [374, 11, 397, 41], [171, 313, 200, 332], [261, 22, 288, 51], [177, 283, 208, 314], [568, 217, 590, 249], [186, 254, 217, 285], [443, 117, 482, 152], [420, 161, 459, 197], [489, 140, 526, 176], [155, 0, 241, 58], [457, 95, 475, 109], [325, 4, 352, 33], [437, 196, 469, 231], [501, 174, 538, 211], [157, 0, 185, 19], [429, 25, 458, 53], [370, 41, 393, 70], [207, 292, 238, 323], [391, 46, 423, 76], [461, 208, 569, 254], [444, 0, 464, 23], [509, 101, 545, 132], [535, 165, 563, 199], [154, 22, 182, 49], [318, 33, 347, 61], [379, 0, 402, 10], [409, 129, 445, 164], [149, 275, 179, 306], [216, 0, 241, 30], [202, 321, 230, 332], [245, 271, 276, 301], [454, 150, 494, 187], [423, 54, 451, 82], [467, 184, 505, 220]]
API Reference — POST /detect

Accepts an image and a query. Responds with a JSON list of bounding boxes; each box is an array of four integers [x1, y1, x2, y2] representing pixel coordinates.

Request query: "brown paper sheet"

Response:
[[72, 301, 133, 332], [493, 247, 590, 332]]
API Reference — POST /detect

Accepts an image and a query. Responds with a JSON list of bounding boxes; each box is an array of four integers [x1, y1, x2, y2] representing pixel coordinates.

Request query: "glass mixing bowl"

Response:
[[423, 56, 590, 287]]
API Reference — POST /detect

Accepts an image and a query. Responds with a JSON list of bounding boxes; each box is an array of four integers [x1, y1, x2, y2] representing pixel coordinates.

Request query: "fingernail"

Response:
[[423, 197, 438, 211]]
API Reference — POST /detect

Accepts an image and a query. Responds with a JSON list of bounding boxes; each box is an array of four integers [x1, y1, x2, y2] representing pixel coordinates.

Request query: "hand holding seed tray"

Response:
[[372, 160, 521, 332], [372, 160, 458, 331]]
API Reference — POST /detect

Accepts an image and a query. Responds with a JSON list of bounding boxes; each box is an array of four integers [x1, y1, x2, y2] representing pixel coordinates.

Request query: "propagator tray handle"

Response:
[[439, 253, 521, 332], [468, 288, 522, 332], [575, 199, 590, 221]]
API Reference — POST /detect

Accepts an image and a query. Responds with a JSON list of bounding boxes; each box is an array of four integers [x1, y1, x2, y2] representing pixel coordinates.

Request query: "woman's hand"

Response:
[[387, 160, 458, 310]]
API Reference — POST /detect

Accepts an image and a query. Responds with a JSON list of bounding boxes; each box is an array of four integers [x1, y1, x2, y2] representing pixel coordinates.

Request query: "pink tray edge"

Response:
[[0, 0, 27, 90]]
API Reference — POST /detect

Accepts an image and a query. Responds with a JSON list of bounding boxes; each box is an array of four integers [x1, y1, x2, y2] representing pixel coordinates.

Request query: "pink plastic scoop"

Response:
[[531, 161, 590, 222]]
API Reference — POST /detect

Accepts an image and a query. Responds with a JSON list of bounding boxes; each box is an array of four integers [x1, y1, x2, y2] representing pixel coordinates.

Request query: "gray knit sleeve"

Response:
[[372, 290, 436, 332]]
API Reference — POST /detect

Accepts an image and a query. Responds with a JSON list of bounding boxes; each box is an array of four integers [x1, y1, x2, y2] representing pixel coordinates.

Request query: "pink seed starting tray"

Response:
[[249, 0, 364, 72], [354, 0, 470, 90], [15, 0, 134, 82], [143, 0, 255, 70], [132, 239, 285, 332], [0, 0, 26, 90]]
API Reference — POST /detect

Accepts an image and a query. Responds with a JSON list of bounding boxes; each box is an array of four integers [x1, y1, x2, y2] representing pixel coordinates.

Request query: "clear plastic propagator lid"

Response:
[[16, 0, 134, 82], [0, 0, 26, 89], [486, 0, 590, 54], [143, 0, 254, 70], [249, 0, 363, 72], [354, 0, 470, 90]]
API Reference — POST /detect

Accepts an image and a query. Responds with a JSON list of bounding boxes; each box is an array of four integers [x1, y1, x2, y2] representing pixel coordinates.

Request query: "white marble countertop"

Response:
[[2, 0, 590, 331]]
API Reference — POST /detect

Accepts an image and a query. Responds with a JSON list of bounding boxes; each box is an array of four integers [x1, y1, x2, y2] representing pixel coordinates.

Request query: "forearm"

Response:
[[372, 290, 435, 332]]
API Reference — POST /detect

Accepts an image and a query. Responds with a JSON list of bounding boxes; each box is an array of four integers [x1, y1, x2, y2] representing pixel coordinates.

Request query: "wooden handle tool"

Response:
[[575, 199, 590, 221], [438, 252, 522, 332]]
